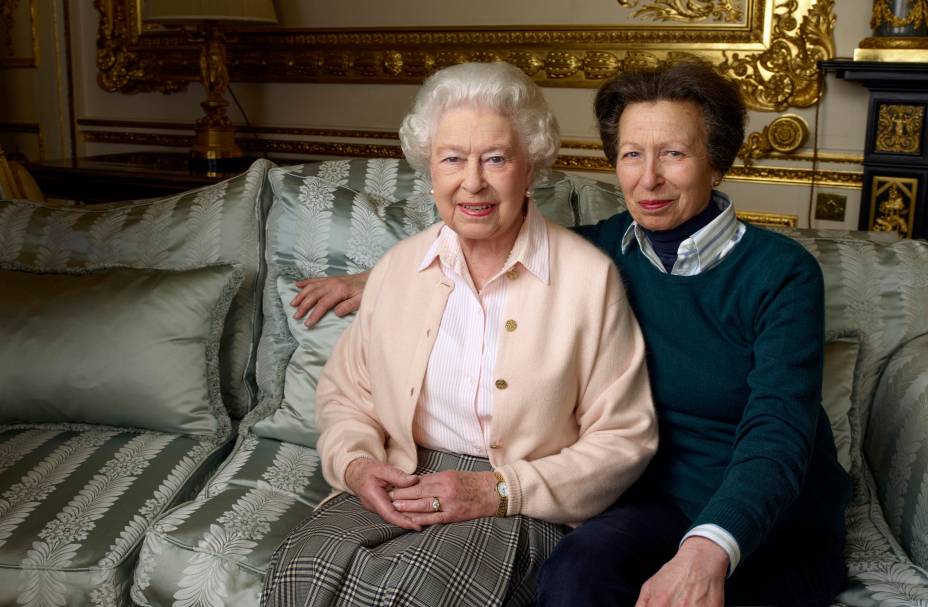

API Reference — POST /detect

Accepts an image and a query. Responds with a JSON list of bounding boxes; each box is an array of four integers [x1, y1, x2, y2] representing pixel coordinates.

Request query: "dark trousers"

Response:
[[536, 491, 846, 607]]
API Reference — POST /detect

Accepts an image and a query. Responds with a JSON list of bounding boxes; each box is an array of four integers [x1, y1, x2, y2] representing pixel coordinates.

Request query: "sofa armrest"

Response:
[[862, 332, 928, 568]]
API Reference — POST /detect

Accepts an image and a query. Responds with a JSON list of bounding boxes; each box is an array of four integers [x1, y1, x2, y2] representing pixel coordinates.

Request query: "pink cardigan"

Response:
[[316, 220, 658, 525]]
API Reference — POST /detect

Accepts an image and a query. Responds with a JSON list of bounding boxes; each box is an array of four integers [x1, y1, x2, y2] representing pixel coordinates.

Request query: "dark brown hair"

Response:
[[594, 61, 746, 174]]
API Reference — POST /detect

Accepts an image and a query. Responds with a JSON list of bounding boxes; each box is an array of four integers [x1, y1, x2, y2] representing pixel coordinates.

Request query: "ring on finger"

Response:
[[431, 497, 441, 512]]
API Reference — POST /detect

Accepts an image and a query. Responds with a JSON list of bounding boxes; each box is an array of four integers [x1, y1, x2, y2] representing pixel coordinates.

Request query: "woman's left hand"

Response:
[[635, 536, 727, 607], [389, 470, 498, 525]]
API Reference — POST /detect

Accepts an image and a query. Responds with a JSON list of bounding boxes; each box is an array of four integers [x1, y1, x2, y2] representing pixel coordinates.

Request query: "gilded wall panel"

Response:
[[875, 104, 924, 155], [0, 0, 37, 67], [95, 0, 835, 111]]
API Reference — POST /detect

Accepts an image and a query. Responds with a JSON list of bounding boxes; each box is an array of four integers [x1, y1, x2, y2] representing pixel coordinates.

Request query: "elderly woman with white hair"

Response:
[[260, 61, 658, 607]]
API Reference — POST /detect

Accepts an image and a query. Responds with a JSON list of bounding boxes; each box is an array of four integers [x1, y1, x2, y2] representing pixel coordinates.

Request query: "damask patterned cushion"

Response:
[[132, 434, 328, 607], [0, 158, 274, 419], [246, 158, 627, 447], [0, 425, 231, 607], [789, 234, 928, 478], [784, 233, 928, 607], [863, 334, 928, 570], [0, 266, 240, 438]]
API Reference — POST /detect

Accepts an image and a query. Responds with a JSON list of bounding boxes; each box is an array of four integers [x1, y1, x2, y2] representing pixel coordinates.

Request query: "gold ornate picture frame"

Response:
[[96, 0, 835, 112]]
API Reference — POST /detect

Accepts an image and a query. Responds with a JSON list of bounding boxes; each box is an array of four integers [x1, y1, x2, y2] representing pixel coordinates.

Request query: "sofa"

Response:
[[0, 157, 925, 607]]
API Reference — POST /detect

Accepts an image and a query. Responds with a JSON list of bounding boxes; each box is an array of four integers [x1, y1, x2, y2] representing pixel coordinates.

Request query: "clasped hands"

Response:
[[344, 458, 498, 531]]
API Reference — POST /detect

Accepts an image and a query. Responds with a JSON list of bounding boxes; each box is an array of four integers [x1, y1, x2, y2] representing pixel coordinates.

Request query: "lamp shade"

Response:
[[143, 0, 278, 23]]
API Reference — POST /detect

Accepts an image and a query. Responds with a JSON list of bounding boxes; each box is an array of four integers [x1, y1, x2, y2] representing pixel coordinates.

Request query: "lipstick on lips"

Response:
[[636, 199, 673, 212], [457, 202, 497, 218]]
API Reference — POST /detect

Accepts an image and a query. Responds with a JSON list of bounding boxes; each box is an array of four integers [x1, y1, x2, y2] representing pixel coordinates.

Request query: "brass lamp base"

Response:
[[188, 125, 249, 174]]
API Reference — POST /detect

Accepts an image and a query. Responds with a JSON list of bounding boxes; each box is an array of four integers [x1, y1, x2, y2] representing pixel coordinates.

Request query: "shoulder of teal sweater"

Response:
[[742, 224, 822, 275]]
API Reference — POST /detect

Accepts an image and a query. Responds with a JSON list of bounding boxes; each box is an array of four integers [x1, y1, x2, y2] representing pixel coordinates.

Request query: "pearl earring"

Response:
[[429, 189, 434, 194], [526, 190, 531, 198]]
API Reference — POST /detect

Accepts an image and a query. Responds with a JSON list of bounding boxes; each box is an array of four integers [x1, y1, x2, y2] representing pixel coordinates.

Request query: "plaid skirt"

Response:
[[261, 449, 566, 607]]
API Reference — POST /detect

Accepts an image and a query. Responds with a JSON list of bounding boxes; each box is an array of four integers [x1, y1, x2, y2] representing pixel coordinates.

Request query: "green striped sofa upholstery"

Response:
[[130, 158, 627, 607], [0, 159, 274, 606], [784, 231, 928, 607], [3, 157, 927, 606]]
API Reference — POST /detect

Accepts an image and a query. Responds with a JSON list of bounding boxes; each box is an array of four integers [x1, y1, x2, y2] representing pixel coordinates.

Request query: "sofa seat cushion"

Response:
[[0, 424, 231, 607], [132, 433, 329, 607], [837, 464, 928, 607]]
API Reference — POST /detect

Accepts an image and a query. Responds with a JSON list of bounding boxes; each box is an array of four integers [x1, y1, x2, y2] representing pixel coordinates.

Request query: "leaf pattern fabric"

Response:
[[0, 428, 225, 607], [132, 437, 327, 607]]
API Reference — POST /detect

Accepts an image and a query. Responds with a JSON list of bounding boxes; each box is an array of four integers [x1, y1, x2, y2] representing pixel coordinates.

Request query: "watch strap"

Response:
[[493, 470, 508, 518]]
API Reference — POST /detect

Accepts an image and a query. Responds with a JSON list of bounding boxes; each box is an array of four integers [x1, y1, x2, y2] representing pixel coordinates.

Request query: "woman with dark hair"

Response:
[[536, 61, 850, 607], [290, 60, 851, 606]]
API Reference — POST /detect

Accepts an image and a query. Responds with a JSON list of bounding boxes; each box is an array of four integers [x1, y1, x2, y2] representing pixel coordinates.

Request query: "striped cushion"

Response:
[[0, 425, 230, 607], [131, 434, 329, 607]]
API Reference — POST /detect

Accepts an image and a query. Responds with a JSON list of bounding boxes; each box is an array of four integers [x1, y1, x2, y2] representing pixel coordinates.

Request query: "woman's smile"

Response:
[[457, 202, 498, 217]]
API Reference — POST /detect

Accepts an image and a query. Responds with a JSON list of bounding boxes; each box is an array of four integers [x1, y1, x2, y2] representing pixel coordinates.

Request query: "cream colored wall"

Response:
[[6, 1, 874, 229], [0, 0, 72, 162]]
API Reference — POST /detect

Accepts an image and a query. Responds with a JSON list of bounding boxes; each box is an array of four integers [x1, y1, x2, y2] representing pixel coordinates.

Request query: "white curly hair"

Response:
[[399, 62, 560, 185]]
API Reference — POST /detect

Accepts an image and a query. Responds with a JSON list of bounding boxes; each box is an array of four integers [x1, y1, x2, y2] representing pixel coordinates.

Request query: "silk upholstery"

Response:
[[245, 159, 628, 449], [0, 159, 274, 419], [0, 265, 241, 437], [1, 157, 925, 606]]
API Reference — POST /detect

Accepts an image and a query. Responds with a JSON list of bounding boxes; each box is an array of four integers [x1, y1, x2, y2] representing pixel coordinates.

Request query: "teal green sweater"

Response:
[[577, 212, 851, 559]]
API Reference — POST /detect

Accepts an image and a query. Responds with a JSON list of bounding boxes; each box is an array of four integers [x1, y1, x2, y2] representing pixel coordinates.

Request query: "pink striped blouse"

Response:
[[413, 201, 549, 457]]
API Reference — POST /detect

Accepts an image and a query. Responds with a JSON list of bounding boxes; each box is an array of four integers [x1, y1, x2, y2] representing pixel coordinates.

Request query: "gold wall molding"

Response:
[[1, 0, 20, 55], [869, 176, 917, 239], [739, 114, 809, 166], [78, 121, 862, 188], [0, 0, 37, 67], [875, 104, 924, 155], [616, 0, 743, 23], [94, 0, 834, 111], [735, 210, 798, 227]]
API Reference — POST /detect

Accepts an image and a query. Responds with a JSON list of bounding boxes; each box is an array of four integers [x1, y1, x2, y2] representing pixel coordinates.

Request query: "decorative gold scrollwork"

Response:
[[718, 0, 834, 111], [875, 104, 924, 155], [739, 114, 809, 166], [95, 0, 835, 115], [617, 0, 743, 23], [94, 0, 188, 94], [870, 178, 917, 239], [870, 0, 928, 29]]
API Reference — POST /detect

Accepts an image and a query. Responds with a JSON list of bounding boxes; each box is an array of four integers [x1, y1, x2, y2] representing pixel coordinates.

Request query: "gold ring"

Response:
[[431, 497, 441, 512]]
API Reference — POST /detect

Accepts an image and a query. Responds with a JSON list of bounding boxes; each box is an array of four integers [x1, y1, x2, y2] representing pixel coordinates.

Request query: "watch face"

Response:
[[497, 481, 509, 498]]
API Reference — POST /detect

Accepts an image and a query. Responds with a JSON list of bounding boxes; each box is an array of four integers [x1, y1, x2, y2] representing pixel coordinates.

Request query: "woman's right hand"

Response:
[[291, 272, 369, 327], [345, 458, 422, 531]]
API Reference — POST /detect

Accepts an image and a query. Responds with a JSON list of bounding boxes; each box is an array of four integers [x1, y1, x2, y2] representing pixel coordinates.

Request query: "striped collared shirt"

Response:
[[622, 190, 745, 573], [413, 201, 549, 457], [621, 190, 746, 276]]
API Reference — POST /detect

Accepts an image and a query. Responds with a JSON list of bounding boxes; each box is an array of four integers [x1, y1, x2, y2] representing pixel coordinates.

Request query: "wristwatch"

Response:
[[493, 470, 509, 518]]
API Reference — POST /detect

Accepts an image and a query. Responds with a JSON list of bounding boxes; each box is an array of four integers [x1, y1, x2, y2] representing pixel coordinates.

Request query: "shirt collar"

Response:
[[620, 190, 741, 274], [418, 199, 550, 285]]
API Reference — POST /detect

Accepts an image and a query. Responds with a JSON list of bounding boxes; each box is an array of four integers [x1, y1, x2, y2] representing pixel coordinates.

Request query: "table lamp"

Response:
[[143, 0, 278, 173]]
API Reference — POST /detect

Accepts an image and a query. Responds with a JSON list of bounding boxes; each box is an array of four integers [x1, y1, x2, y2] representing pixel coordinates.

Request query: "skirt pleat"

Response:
[[261, 449, 565, 607]]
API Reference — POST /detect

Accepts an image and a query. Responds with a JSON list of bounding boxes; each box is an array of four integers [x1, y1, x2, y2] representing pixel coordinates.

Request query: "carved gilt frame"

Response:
[[95, 0, 835, 112]]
